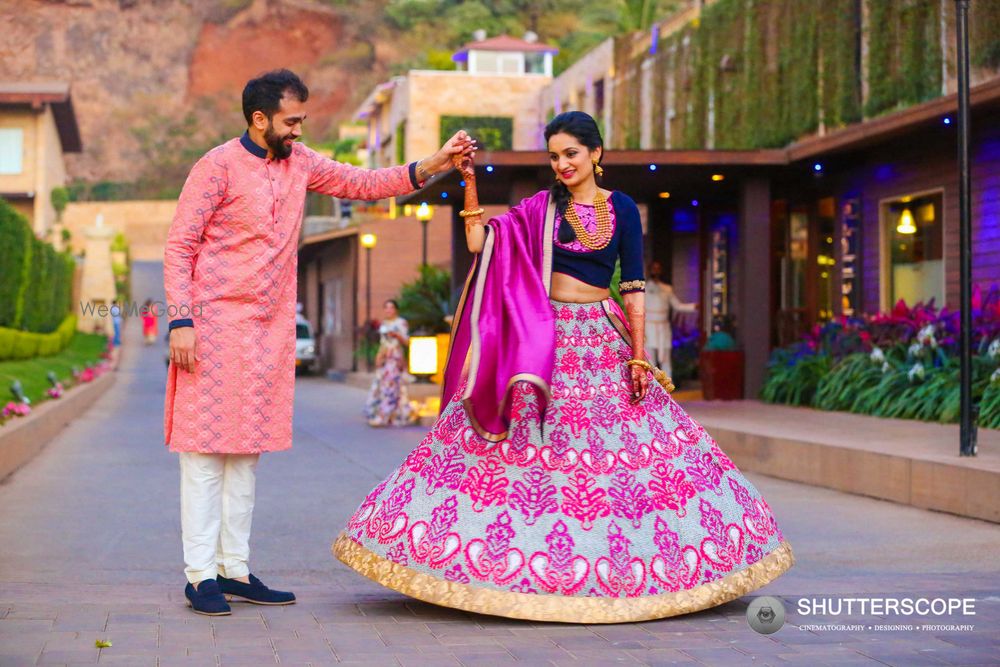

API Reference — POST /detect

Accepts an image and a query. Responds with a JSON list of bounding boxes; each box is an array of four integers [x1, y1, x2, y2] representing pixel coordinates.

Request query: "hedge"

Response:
[[440, 116, 513, 151], [0, 314, 78, 361], [608, 0, 989, 151], [0, 198, 75, 334]]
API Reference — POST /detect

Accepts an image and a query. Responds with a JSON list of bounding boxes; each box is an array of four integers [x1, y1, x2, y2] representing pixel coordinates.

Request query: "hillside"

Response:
[[1, 0, 631, 197]]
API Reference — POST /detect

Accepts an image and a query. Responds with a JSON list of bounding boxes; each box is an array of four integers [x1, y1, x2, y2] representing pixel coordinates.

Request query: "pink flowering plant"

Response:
[[762, 285, 1000, 427], [1, 401, 31, 424]]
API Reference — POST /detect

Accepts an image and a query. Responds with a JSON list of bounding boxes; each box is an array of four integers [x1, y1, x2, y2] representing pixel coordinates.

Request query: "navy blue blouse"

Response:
[[551, 191, 645, 293]]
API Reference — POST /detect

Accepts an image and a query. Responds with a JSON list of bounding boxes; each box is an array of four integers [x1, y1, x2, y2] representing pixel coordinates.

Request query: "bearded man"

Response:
[[164, 68, 474, 615]]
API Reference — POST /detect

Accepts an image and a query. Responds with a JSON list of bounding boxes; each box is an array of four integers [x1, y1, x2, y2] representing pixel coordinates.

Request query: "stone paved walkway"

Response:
[[1, 262, 998, 666]]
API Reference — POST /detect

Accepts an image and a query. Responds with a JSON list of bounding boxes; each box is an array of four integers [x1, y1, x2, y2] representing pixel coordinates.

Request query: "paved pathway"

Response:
[[1, 262, 998, 666]]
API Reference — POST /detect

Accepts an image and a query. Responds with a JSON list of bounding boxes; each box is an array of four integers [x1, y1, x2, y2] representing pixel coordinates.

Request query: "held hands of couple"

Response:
[[418, 131, 477, 182], [170, 327, 198, 373], [452, 150, 484, 226]]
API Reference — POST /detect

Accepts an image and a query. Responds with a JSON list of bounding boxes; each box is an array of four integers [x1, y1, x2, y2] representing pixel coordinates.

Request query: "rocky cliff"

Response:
[[1, 0, 394, 186]]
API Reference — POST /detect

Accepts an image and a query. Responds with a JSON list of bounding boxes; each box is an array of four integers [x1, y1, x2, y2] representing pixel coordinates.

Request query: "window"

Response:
[[0, 128, 24, 174], [593, 79, 606, 133], [784, 208, 809, 312], [472, 51, 500, 73], [882, 191, 944, 308], [525, 53, 546, 74], [471, 50, 522, 74], [500, 54, 521, 74], [816, 197, 837, 322]]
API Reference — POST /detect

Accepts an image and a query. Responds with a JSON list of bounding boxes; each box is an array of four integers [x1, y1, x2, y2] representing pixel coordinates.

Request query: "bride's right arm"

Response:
[[465, 218, 486, 254]]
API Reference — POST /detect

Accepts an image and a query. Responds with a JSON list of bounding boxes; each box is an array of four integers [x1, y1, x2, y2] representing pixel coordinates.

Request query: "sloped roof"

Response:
[[453, 34, 558, 61], [0, 82, 82, 153]]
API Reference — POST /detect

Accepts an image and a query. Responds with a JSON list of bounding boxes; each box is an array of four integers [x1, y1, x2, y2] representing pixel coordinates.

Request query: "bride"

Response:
[[333, 111, 793, 623]]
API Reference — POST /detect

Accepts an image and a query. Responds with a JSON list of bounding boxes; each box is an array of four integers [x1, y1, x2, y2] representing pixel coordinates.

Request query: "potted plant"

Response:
[[698, 314, 744, 400]]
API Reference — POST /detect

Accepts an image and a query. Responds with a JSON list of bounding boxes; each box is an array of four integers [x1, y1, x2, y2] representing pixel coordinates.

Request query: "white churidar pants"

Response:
[[646, 319, 674, 377], [180, 452, 259, 584]]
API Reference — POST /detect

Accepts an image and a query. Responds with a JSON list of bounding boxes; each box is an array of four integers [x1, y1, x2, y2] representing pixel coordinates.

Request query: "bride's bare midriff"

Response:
[[550, 272, 611, 303]]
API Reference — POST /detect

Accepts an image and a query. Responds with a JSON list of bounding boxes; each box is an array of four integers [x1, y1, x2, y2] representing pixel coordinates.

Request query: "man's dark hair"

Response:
[[242, 69, 309, 125]]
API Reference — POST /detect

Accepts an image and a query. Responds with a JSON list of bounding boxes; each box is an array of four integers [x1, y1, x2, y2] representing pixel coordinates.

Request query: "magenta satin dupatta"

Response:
[[441, 191, 556, 441]]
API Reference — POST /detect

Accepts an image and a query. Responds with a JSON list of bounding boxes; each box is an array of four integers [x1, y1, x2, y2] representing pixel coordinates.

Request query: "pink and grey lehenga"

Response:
[[334, 191, 793, 623]]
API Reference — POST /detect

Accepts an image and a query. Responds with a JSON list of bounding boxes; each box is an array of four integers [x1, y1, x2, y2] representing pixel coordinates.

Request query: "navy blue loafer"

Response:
[[185, 579, 232, 616], [217, 573, 296, 605]]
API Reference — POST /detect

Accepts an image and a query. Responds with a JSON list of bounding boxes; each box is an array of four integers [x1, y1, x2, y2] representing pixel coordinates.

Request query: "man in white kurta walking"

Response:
[[644, 259, 696, 378]]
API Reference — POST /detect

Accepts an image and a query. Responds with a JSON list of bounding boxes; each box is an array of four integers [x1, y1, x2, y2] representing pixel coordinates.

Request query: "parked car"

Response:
[[295, 315, 318, 375]]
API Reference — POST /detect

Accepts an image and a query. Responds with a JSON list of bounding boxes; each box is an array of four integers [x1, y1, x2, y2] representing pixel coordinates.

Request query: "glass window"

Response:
[[0, 128, 24, 174], [296, 323, 311, 339], [472, 51, 499, 73], [500, 54, 521, 74], [884, 192, 944, 308], [525, 53, 546, 74], [785, 208, 809, 311], [839, 199, 862, 317], [816, 197, 836, 322]]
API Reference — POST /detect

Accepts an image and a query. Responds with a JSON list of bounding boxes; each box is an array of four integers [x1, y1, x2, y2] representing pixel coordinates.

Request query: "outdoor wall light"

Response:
[[416, 202, 433, 222], [711, 174, 725, 181], [360, 233, 377, 248], [486, 165, 494, 173], [658, 192, 671, 199], [813, 163, 823, 172], [408, 336, 438, 377], [441, 192, 448, 199], [943, 116, 952, 125], [896, 208, 917, 235], [648, 164, 657, 171], [691, 200, 699, 207]]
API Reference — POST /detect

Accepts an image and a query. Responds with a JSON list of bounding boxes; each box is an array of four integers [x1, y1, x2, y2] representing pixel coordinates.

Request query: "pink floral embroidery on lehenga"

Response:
[[341, 300, 787, 603]]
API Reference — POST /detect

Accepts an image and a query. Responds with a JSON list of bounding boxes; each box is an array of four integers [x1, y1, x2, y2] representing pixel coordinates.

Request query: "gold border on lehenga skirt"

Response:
[[333, 533, 794, 624]]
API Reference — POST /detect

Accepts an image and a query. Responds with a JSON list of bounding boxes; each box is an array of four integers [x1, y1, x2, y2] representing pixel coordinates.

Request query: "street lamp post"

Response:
[[360, 233, 377, 370], [956, 0, 976, 456], [416, 202, 433, 267]]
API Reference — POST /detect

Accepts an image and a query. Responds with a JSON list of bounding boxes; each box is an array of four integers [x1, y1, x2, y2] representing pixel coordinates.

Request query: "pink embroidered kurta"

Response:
[[164, 137, 416, 453]]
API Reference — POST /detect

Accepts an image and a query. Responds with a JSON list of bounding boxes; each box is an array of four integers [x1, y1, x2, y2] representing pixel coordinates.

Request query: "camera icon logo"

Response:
[[747, 596, 786, 634]]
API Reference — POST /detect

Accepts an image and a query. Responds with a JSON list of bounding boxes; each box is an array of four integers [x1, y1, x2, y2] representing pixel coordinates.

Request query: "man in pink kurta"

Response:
[[164, 69, 474, 615]]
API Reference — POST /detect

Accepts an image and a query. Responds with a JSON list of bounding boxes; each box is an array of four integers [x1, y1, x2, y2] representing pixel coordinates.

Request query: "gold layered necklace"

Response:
[[563, 191, 612, 251]]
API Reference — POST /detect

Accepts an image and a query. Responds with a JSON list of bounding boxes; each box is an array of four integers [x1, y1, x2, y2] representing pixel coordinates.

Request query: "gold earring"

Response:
[[593, 160, 604, 176]]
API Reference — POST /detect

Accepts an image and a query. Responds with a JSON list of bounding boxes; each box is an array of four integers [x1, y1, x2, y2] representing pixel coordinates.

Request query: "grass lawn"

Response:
[[0, 333, 109, 405]]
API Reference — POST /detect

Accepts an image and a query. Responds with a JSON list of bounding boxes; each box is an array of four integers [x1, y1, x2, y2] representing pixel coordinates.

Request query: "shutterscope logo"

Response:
[[796, 598, 976, 616]]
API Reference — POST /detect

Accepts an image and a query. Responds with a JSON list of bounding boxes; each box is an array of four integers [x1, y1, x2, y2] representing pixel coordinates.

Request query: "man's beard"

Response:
[[265, 122, 294, 160]]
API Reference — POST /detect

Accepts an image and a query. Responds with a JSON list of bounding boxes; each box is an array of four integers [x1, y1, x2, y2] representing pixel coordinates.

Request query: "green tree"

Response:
[[618, 0, 664, 33], [397, 265, 452, 334], [50, 186, 69, 221]]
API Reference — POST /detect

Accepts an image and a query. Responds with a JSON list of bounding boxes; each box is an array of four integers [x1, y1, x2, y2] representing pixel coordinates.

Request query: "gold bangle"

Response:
[[626, 359, 653, 371], [619, 280, 646, 292], [459, 208, 485, 218], [626, 359, 674, 393]]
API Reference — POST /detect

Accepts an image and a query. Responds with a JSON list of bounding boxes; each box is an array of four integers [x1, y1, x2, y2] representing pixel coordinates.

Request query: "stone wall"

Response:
[[63, 200, 177, 261], [405, 71, 550, 160]]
